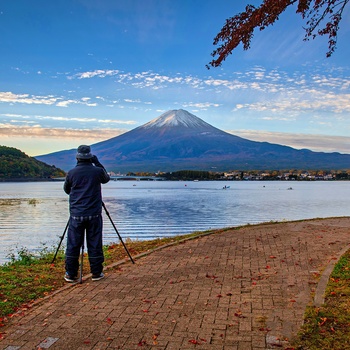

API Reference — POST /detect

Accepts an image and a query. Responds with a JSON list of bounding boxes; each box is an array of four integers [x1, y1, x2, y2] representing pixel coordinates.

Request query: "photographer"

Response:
[[63, 145, 110, 282]]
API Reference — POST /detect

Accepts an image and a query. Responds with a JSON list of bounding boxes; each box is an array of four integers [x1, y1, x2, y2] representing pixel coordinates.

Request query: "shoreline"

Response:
[[1, 216, 349, 267], [0, 177, 64, 182]]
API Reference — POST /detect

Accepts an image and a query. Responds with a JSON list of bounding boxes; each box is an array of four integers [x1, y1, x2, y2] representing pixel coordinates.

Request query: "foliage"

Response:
[[162, 170, 223, 181], [294, 249, 350, 349], [208, 0, 349, 68], [0, 145, 65, 180]]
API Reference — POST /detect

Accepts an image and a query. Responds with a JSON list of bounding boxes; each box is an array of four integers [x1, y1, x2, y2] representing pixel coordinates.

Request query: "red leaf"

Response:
[[259, 327, 271, 331], [319, 317, 327, 326], [188, 339, 200, 344]]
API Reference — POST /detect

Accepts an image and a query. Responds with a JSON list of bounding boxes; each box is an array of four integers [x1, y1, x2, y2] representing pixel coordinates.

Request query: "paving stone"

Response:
[[1, 218, 350, 349]]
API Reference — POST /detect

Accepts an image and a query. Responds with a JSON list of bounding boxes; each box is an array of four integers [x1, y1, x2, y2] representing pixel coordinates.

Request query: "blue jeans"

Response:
[[65, 214, 104, 277]]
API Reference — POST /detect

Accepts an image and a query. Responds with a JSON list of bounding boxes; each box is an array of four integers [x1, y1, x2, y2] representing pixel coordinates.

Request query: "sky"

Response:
[[1, 0, 350, 157]]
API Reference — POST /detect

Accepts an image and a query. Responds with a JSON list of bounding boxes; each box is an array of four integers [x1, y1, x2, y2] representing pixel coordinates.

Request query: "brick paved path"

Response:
[[1, 218, 350, 350]]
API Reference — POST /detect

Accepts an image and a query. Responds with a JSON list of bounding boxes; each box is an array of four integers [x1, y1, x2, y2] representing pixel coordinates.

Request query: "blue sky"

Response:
[[1, 0, 350, 156]]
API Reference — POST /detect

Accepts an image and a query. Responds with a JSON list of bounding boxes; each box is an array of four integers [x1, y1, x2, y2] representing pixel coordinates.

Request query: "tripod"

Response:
[[51, 202, 135, 276], [102, 202, 135, 264]]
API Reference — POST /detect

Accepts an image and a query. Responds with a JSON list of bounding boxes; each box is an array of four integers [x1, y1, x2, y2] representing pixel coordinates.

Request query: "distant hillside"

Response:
[[0, 145, 66, 180]]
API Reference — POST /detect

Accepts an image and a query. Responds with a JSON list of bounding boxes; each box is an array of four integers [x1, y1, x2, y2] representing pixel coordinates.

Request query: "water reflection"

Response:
[[0, 181, 349, 264]]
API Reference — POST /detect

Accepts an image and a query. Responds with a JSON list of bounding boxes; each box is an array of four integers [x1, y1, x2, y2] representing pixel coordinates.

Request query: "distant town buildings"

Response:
[[223, 170, 348, 181], [109, 169, 350, 181]]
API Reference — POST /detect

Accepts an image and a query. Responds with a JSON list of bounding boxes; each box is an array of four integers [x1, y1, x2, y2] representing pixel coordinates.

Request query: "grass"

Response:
[[292, 249, 350, 349], [0, 230, 213, 320]]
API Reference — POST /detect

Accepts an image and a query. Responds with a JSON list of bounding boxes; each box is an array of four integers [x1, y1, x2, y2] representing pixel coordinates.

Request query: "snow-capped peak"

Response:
[[142, 109, 211, 129]]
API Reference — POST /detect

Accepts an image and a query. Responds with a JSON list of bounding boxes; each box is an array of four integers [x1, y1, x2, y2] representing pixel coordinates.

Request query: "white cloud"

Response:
[[0, 123, 127, 140], [235, 90, 350, 114], [0, 92, 58, 105], [1, 113, 138, 126], [182, 102, 220, 109], [124, 98, 141, 103], [227, 129, 350, 154], [71, 69, 120, 79], [56, 99, 78, 107], [0, 92, 100, 108]]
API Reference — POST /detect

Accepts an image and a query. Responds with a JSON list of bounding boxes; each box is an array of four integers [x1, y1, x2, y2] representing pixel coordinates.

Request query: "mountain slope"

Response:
[[35, 109, 350, 172]]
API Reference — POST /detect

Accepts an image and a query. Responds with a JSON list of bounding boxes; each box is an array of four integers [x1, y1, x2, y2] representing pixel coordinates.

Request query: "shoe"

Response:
[[92, 272, 104, 281], [64, 273, 78, 283]]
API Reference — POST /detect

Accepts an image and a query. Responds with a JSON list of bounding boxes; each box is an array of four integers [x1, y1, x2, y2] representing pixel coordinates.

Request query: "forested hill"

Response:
[[0, 145, 66, 180]]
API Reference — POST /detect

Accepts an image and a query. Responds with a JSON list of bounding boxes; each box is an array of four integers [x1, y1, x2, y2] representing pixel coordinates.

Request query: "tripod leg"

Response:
[[102, 202, 135, 264], [79, 238, 84, 284], [51, 219, 69, 264]]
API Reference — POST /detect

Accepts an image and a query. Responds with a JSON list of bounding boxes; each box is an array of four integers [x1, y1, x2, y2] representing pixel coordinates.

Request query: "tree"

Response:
[[0, 145, 66, 179], [207, 0, 349, 68]]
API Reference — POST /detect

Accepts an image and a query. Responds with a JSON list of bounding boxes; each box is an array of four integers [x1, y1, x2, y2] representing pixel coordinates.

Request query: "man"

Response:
[[63, 145, 110, 282]]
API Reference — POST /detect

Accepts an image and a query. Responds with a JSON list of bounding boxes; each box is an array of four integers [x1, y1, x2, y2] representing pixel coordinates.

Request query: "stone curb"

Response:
[[314, 244, 350, 307]]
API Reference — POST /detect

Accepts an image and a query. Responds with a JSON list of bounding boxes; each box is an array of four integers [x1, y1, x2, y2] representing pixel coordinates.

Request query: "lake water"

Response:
[[0, 180, 349, 264]]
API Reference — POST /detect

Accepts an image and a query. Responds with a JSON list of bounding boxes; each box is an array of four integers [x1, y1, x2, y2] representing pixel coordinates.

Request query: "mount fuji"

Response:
[[36, 109, 350, 172]]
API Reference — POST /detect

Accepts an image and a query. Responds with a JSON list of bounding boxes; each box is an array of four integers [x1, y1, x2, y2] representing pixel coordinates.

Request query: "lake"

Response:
[[0, 180, 349, 264]]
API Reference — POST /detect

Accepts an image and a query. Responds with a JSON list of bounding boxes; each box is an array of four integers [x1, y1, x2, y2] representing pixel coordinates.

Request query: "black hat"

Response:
[[76, 145, 93, 159]]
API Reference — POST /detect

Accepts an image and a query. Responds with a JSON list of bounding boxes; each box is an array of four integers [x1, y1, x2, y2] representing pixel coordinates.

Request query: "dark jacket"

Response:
[[64, 160, 110, 216]]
